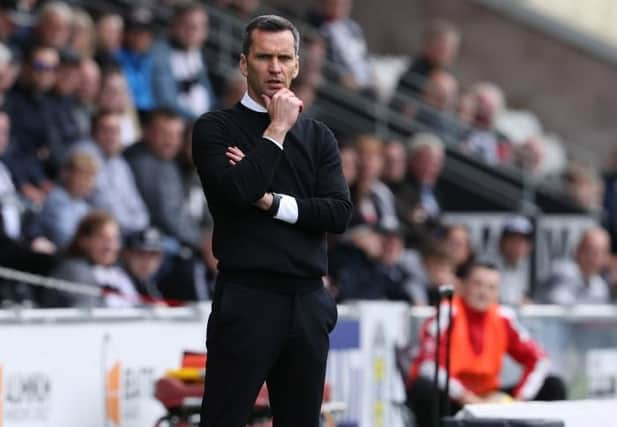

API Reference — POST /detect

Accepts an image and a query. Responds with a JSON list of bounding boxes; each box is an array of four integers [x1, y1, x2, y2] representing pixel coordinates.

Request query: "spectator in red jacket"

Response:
[[406, 261, 566, 427]]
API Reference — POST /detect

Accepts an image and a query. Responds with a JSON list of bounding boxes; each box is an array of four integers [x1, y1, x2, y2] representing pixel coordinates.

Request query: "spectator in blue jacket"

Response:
[[151, 2, 215, 119], [115, 7, 155, 114]]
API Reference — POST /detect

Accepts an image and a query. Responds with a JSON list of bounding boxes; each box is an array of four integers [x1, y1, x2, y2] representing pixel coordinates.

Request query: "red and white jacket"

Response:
[[408, 297, 550, 401]]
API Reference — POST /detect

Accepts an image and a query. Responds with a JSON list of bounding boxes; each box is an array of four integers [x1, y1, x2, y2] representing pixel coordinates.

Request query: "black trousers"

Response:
[[407, 375, 567, 427], [200, 280, 338, 427]]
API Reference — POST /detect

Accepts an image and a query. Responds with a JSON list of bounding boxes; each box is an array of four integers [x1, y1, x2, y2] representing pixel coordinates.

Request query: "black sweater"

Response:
[[192, 103, 352, 290]]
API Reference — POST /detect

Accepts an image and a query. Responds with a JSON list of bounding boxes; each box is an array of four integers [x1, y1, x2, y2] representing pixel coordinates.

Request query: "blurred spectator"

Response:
[[395, 19, 460, 98], [397, 132, 445, 246], [175, 120, 211, 228], [68, 8, 95, 59], [45, 211, 139, 308], [339, 139, 357, 187], [121, 226, 165, 302], [227, 0, 261, 21], [75, 110, 149, 234], [97, 66, 140, 146], [5, 44, 59, 202], [0, 107, 57, 305], [563, 161, 604, 216], [48, 47, 87, 151], [0, 41, 15, 107], [334, 225, 413, 303], [491, 216, 534, 306], [33, 151, 97, 248], [125, 108, 202, 248], [407, 261, 566, 427], [513, 135, 545, 178], [603, 148, 617, 252], [538, 226, 612, 305], [75, 57, 100, 134], [94, 12, 123, 68], [457, 89, 477, 126], [219, 69, 246, 109], [24, 1, 72, 50], [462, 82, 512, 165], [316, 0, 374, 94], [151, 2, 215, 119], [116, 7, 155, 114], [382, 139, 406, 194], [349, 134, 399, 229], [290, 76, 317, 114], [405, 241, 456, 306], [0, 1, 30, 47], [440, 223, 473, 273], [298, 32, 326, 88], [414, 69, 461, 144]]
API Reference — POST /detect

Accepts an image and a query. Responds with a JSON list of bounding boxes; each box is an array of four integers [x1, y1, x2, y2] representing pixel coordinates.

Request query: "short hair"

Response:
[[458, 260, 498, 280], [172, 1, 206, 23], [91, 109, 121, 132], [242, 15, 300, 56], [145, 107, 183, 126], [422, 19, 460, 45], [38, 1, 73, 24], [406, 132, 444, 156], [63, 151, 99, 173]]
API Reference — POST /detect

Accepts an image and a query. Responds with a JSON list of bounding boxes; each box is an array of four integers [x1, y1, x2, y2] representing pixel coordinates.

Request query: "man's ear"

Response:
[[239, 54, 248, 77], [292, 56, 300, 79]]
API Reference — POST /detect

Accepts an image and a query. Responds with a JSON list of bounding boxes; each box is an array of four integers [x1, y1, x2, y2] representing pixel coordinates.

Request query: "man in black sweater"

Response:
[[191, 15, 352, 427]]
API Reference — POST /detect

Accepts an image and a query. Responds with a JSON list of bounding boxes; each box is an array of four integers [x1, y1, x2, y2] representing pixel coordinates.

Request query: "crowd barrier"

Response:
[[1, 302, 617, 427]]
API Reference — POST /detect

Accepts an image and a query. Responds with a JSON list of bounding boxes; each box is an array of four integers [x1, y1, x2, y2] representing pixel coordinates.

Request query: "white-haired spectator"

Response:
[[462, 82, 512, 165], [396, 132, 445, 246], [538, 226, 611, 305], [94, 12, 123, 67], [68, 7, 95, 59], [28, 1, 73, 50]]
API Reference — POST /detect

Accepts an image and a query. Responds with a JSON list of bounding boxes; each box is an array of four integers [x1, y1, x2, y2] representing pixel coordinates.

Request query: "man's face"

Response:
[[93, 114, 122, 156], [408, 147, 444, 185], [173, 10, 207, 49], [500, 234, 532, 266], [146, 116, 185, 160], [123, 249, 163, 281], [64, 165, 96, 199], [240, 29, 299, 101], [460, 266, 500, 312], [29, 48, 59, 92], [576, 230, 610, 276]]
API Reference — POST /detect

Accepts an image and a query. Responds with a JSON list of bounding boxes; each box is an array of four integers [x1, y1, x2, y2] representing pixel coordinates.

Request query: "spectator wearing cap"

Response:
[[151, 2, 215, 119], [491, 216, 534, 306], [115, 7, 156, 114], [121, 226, 165, 302], [73, 109, 149, 235], [125, 108, 201, 249], [5, 44, 59, 204], [538, 226, 612, 305], [33, 150, 97, 248]]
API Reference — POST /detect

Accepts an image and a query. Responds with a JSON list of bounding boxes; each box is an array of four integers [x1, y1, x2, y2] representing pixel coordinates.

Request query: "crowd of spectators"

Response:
[[0, 0, 615, 310]]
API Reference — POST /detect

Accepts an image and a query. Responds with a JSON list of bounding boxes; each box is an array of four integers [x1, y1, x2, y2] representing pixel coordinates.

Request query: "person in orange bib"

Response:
[[406, 261, 566, 427]]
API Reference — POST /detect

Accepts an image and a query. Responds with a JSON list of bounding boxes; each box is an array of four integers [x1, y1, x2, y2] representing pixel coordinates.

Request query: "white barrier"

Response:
[[0, 303, 410, 427]]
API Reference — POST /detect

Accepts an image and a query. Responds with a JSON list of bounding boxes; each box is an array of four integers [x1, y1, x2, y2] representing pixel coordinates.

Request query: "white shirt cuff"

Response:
[[263, 136, 283, 150], [274, 194, 298, 224]]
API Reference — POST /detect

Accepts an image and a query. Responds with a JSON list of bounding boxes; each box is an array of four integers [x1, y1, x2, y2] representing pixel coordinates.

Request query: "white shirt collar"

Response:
[[241, 92, 268, 113]]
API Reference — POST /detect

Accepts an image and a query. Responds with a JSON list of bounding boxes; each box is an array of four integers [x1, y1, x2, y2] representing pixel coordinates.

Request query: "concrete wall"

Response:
[[264, 0, 617, 167]]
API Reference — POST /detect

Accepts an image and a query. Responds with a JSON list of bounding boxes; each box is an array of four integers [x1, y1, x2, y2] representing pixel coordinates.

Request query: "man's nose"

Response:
[[268, 58, 282, 73]]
